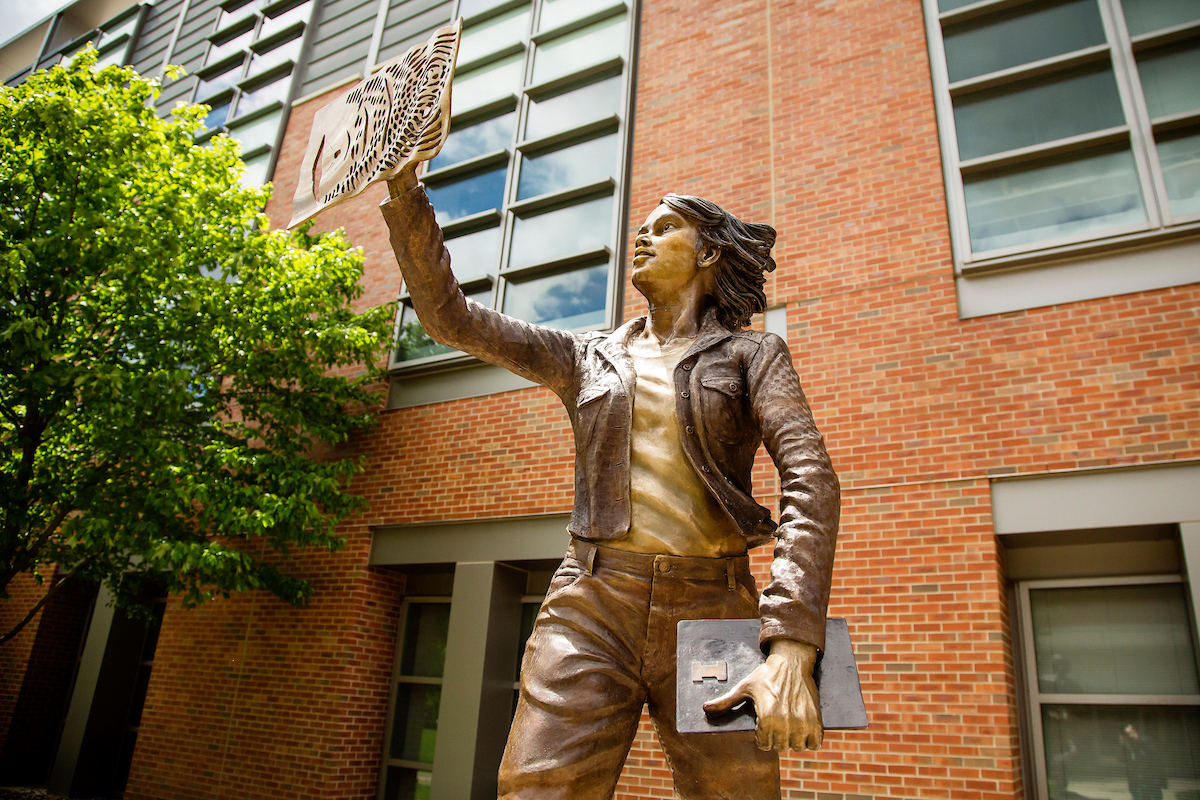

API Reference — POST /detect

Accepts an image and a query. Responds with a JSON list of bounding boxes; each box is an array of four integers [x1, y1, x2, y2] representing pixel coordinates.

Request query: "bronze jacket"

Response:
[[381, 186, 840, 651]]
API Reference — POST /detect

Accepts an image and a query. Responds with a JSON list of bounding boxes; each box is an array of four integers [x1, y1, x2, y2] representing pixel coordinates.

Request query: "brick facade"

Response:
[[3, 0, 1196, 796]]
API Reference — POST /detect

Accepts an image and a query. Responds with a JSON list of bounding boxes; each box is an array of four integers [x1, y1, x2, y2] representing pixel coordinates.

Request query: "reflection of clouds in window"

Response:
[[952, 65, 1124, 161], [517, 134, 617, 200], [458, 5, 530, 66], [427, 168, 507, 224], [429, 113, 516, 171], [503, 262, 608, 329], [509, 195, 612, 267], [1157, 131, 1200, 217], [964, 148, 1146, 252], [445, 227, 501, 275], [532, 14, 626, 85], [525, 76, 622, 141], [237, 75, 290, 116], [452, 55, 524, 115]]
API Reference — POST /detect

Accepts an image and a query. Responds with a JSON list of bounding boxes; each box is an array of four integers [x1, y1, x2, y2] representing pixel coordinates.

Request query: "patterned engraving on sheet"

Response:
[[289, 18, 461, 228]]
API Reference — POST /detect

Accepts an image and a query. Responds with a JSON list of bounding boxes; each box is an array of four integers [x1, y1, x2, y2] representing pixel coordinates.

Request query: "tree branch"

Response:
[[0, 567, 81, 647]]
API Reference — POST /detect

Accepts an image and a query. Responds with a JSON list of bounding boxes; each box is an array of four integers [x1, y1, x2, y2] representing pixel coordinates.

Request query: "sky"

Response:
[[0, 0, 74, 49]]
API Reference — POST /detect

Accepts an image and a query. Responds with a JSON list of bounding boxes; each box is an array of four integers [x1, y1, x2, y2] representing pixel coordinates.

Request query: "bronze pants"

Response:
[[498, 539, 781, 799]]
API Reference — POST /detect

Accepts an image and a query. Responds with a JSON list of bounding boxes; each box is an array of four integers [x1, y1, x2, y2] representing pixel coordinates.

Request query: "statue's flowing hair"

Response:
[[660, 194, 777, 330]]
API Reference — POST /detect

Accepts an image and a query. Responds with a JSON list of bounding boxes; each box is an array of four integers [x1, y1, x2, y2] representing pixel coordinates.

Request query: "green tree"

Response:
[[0, 49, 394, 645]]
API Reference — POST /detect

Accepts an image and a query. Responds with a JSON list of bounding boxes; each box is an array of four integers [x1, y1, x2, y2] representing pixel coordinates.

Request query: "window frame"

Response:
[[922, 0, 1200, 276], [1016, 573, 1200, 800], [387, 0, 638, 373]]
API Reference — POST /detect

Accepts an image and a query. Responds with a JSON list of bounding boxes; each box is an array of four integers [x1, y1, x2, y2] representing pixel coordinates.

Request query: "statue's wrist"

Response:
[[767, 638, 819, 671]]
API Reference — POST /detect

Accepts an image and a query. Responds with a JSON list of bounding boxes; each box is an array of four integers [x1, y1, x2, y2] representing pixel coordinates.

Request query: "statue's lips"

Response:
[[633, 248, 654, 264]]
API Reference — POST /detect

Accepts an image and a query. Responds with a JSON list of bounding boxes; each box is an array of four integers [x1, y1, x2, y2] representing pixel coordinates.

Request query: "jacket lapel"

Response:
[[597, 317, 643, 396]]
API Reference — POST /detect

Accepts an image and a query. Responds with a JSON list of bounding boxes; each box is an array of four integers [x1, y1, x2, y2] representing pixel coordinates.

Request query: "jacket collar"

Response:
[[596, 308, 736, 389]]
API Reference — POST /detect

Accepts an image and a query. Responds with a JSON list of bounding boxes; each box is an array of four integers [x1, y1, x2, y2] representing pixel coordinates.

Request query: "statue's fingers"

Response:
[[703, 683, 751, 715]]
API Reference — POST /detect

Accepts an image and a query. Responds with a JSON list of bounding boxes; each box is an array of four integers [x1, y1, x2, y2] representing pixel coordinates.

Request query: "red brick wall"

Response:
[[0, 573, 53, 757], [99, 0, 1200, 795]]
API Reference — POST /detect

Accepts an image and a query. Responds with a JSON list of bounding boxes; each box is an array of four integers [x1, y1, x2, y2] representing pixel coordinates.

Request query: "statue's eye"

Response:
[[662, 223, 675, 231]]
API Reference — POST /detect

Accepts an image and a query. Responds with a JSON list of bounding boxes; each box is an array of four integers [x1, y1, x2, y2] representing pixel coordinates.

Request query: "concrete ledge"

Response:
[[991, 461, 1200, 535], [370, 513, 571, 565]]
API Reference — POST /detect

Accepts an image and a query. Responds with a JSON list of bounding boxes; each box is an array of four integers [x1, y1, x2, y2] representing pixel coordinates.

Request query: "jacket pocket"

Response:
[[574, 384, 611, 444], [699, 374, 746, 444]]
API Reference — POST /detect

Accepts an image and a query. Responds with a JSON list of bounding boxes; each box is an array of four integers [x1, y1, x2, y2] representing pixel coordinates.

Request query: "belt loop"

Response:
[[587, 547, 596, 576], [726, 559, 736, 591]]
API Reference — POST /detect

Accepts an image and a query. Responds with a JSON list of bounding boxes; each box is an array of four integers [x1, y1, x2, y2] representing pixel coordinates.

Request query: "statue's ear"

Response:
[[698, 245, 720, 270]]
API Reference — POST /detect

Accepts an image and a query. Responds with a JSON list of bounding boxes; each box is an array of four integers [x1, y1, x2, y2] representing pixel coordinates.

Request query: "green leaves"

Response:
[[0, 48, 393, 640]]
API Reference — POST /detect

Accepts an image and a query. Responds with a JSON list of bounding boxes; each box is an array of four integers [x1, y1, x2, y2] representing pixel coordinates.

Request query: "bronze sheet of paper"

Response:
[[288, 17, 461, 229]]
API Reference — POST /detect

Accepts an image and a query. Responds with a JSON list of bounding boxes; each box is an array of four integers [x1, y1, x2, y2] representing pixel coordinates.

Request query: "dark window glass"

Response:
[[942, 0, 1106, 83], [388, 684, 442, 762], [1122, 0, 1200, 35], [399, 603, 450, 676], [952, 64, 1125, 160], [384, 767, 433, 800]]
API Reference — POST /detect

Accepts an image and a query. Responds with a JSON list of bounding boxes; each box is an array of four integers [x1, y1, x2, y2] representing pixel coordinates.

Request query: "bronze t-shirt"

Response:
[[616, 334, 747, 558]]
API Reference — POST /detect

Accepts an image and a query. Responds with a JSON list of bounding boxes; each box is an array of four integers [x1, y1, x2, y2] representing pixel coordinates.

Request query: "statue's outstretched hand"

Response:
[[702, 638, 823, 752]]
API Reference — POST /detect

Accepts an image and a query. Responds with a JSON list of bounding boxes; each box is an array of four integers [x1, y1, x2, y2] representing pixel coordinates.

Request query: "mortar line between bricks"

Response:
[[842, 454, 1200, 493], [794, 268, 943, 308], [216, 574, 255, 797]]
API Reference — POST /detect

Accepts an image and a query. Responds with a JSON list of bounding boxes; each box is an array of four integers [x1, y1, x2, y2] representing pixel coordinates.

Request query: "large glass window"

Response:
[[1019, 577, 1200, 799], [390, 0, 633, 368], [193, 0, 314, 186], [924, 0, 1200, 270]]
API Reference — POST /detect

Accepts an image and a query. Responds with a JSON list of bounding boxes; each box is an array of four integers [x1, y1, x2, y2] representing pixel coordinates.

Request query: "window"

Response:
[[381, 598, 451, 800], [1017, 576, 1200, 799], [389, 0, 634, 368], [193, 0, 314, 185], [924, 0, 1200, 271]]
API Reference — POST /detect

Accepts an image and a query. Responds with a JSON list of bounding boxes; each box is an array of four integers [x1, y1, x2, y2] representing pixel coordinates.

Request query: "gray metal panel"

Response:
[[376, 0, 451, 64], [957, 237, 1200, 318], [370, 514, 571, 565], [154, 0, 219, 110], [298, 0, 376, 98], [387, 361, 538, 409], [132, 0, 184, 74], [991, 462, 1200, 535]]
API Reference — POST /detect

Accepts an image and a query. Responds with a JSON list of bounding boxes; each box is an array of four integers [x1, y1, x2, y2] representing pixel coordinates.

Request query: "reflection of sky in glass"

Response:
[[1158, 131, 1200, 217], [503, 263, 608, 329], [942, 0, 1104, 83], [249, 34, 303, 76], [228, 110, 281, 153], [525, 76, 622, 141], [428, 112, 515, 171], [509, 195, 612, 267], [396, 289, 491, 361], [206, 27, 253, 67], [1137, 43, 1200, 119], [1122, 0, 1200, 36], [216, 0, 265, 32], [259, 2, 310, 39], [427, 168, 507, 224], [236, 74, 291, 117], [518, 134, 617, 199], [459, 5, 530, 65], [197, 65, 242, 100], [964, 148, 1146, 252], [458, 0, 512, 18], [953, 65, 1124, 160], [539, 0, 618, 31], [445, 226, 502, 276], [532, 14, 626, 85], [240, 152, 272, 188], [452, 54, 524, 115], [203, 102, 230, 130]]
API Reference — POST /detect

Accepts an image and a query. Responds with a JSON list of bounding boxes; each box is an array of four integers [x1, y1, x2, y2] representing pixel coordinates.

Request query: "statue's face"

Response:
[[632, 204, 705, 299]]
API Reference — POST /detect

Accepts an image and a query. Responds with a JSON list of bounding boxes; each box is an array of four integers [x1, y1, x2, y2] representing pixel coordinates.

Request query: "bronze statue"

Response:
[[380, 170, 839, 799], [293, 24, 840, 797]]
